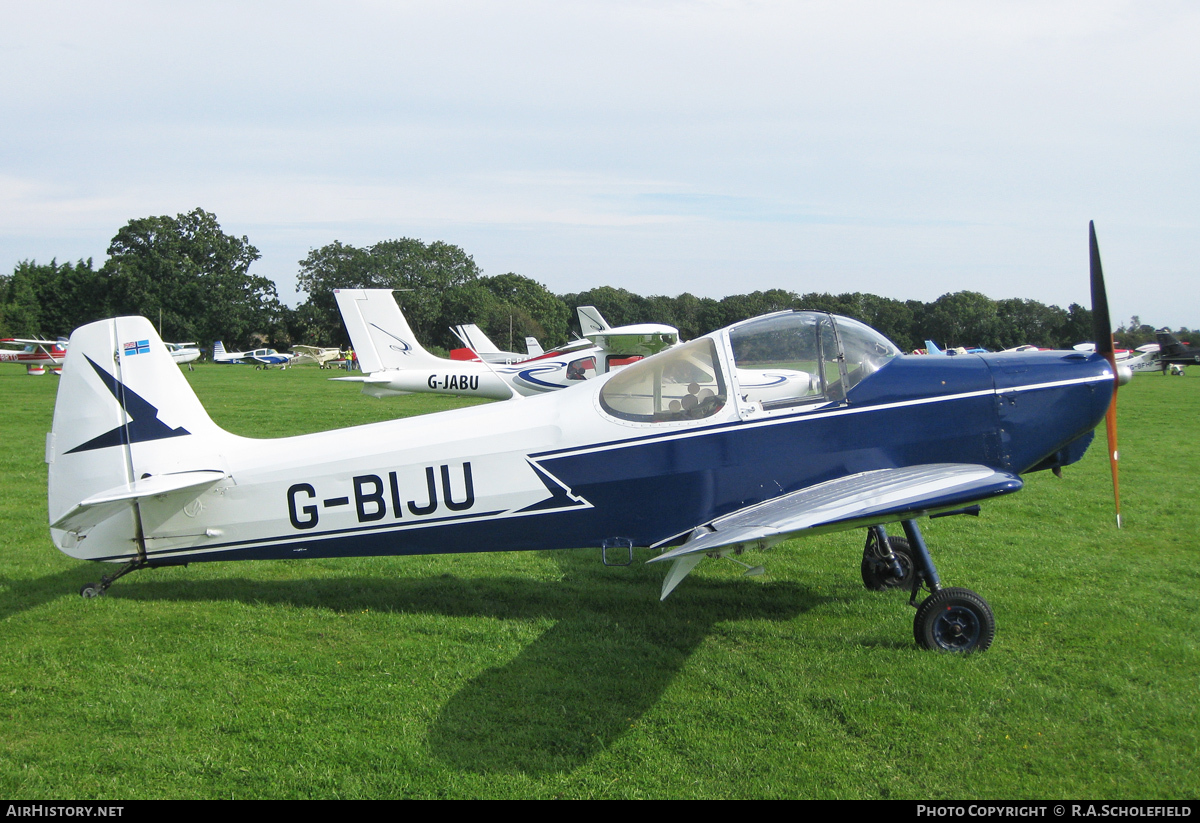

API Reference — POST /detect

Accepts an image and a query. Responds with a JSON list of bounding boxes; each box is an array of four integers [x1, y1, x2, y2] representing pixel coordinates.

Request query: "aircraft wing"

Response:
[[648, 463, 1022, 599], [289, 345, 335, 365], [1, 337, 56, 346]]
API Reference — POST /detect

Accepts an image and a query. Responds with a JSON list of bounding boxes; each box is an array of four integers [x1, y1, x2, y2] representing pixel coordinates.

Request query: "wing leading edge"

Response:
[[648, 463, 1022, 599]]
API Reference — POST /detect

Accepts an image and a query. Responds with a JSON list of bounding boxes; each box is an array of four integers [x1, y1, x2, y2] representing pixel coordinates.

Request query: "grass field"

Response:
[[1, 362, 1197, 799]]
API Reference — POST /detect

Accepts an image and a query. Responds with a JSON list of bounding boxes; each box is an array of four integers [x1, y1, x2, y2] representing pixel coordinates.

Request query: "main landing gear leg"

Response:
[[860, 525, 915, 590], [79, 558, 149, 598], [899, 519, 995, 653]]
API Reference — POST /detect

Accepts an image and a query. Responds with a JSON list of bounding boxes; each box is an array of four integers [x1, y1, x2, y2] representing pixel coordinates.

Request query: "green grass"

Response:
[[1, 363, 1197, 798]]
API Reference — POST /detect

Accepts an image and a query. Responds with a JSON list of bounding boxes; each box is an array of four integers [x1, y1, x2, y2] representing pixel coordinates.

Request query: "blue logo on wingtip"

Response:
[[65, 356, 191, 453], [123, 339, 150, 357]]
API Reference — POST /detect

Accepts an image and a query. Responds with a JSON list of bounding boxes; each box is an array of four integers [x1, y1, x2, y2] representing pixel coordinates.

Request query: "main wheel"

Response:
[[861, 535, 915, 591], [914, 587, 995, 653]]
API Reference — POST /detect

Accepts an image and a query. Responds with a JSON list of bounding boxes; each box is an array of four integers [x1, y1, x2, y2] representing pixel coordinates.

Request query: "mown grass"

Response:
[[0, 363, 1196, 798]]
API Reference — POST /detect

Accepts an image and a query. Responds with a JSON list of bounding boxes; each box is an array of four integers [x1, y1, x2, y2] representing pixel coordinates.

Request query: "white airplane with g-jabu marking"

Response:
[[332, 289, 680, 400]]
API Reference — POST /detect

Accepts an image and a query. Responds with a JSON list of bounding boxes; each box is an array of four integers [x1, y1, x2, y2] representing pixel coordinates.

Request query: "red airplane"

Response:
[[0, 337, 68, 374]]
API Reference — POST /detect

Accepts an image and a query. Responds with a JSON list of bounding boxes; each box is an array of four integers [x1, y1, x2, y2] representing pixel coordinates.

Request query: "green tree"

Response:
[[1062, 303, 1094, 349], [477, 273, 570, 349], [0, 259, 107, 338], [103, 208, 279, 348], [924, 291, 1002, 350], [994, 298, 1068, 350], [295, 238, 484, 349]]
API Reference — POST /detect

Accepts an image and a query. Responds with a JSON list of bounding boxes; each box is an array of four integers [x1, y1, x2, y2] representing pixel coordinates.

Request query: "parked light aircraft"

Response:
[[1, 337, 68, 374], [1073, 342, 1159, 374], [332, 289, 679, 400], [212, 341, 292, 368], [290, 345, 344, 369], [925, 340, 989, 356], [44, 225, 1126, 653], [165, 342, 201, 366]]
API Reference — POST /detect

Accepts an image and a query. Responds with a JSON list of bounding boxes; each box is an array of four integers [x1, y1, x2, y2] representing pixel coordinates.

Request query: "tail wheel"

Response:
[[914, 587, 995, 653], [861, 535, 915, 591]]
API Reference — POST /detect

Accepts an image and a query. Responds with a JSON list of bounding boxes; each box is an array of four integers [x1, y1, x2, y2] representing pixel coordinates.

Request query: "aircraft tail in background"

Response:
[[577, 306, 611, 335], [452, 323, 501, 355], [334, 289, 445, 373]]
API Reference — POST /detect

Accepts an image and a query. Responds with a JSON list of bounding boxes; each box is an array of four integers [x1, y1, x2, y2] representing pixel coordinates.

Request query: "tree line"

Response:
[[1, 208, 1187, 355]]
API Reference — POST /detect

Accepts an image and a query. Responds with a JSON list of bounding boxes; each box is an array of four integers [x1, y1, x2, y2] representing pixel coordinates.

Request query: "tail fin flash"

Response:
[[47, 317, 226, 560], [334, 289, 444, 373]]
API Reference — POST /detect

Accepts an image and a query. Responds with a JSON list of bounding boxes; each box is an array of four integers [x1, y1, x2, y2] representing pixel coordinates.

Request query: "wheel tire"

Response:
[[914, 587, 995, 653], [79, 583, 103, 598], [861, 536, 915, 591]]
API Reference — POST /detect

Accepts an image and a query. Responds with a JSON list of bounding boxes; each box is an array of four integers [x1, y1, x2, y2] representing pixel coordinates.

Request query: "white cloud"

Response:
[[3, 1, 1198, 326]]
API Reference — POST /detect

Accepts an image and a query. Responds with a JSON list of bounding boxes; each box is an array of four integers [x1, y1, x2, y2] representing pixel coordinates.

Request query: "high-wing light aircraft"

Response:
[[1, 337, 68, 374], [165, 342, 201, 366], [333, 289, 679, 400], [290, 345, 344, 369], [1073, 342, 1160, 374], [212, 341, 292, 368], [44, 225, 1127, 653]]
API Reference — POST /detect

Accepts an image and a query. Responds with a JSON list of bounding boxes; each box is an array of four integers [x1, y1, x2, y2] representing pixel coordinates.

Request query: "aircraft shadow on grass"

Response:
[[22, 550, 865, 775]]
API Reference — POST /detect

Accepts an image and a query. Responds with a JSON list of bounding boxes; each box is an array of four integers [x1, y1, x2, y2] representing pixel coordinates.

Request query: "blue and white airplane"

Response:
[[212, 341, 292, 367], [44, 226, 1126, 653]]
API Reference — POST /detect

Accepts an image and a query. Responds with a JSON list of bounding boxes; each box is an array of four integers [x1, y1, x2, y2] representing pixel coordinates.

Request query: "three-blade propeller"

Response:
[[1090, 221, 1122, 528]]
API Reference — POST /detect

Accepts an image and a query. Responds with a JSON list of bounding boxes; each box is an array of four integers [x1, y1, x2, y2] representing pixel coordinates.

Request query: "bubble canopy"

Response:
[[599, 312, 901, 422]]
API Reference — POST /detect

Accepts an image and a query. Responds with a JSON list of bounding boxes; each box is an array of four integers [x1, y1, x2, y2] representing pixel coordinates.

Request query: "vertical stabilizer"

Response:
[[525, 337, 544, 357], [47, 317, 227, 560], [335, 289, 444, 373], [1156, 330, 1184, 357], [453, 323, 502, 355], [577, 306, 611, 334]]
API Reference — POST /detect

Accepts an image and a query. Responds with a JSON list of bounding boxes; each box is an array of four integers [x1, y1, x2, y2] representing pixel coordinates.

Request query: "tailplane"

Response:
[[47, 317, 227, 560]]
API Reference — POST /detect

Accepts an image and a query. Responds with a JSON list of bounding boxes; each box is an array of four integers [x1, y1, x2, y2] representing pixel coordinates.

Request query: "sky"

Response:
[[2, 0, 1197, 329]]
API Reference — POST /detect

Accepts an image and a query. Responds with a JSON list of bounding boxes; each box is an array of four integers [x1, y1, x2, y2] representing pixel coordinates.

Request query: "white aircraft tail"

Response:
[[213, 340, 229, 361], [577, 306, 611, 334], [525, 336, 543, 357], [46, 317, 228, 561], [453, 323, 501, 355], [335, 289, 445, 373]]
